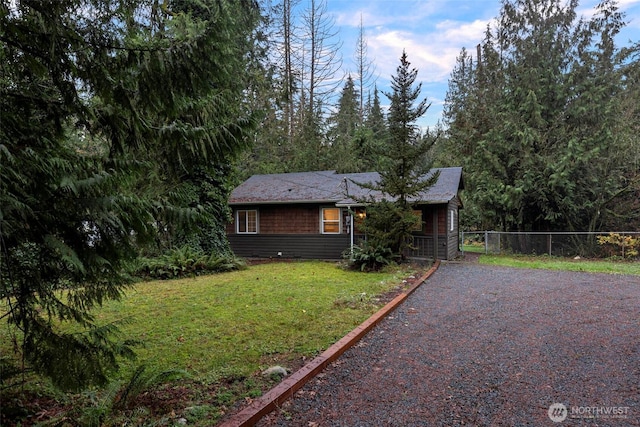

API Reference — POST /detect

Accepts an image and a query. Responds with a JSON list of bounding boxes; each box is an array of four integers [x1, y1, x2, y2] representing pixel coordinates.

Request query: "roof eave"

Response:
[[229, 199, 340, 206], [335, 199, 452, 207]]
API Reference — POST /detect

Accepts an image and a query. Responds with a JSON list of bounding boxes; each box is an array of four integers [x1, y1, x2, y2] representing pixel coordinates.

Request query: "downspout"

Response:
[[349, 206, 354, 260], [343, 176, 354, 260]]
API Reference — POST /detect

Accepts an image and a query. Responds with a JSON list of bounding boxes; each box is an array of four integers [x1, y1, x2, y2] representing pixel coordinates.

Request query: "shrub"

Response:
[[134, 246, 246, 279], [346, 242, 395, 272], [597, 233, 640, 259]]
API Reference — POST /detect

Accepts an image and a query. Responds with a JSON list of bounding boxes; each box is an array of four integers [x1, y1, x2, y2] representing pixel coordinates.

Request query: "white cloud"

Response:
[[368, 15, 490, 85], [326, 0, 639, 128], [435, 18, 491, 44]]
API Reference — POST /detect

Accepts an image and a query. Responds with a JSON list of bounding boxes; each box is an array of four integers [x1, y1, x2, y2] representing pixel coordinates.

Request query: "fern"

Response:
[[113, 365, 188, 410], [135, 247, 246, 279], [347, 242, 394, 272]]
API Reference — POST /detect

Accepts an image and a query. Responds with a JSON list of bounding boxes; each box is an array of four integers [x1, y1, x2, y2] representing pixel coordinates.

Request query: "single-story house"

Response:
[[226, 167, 464, 260]]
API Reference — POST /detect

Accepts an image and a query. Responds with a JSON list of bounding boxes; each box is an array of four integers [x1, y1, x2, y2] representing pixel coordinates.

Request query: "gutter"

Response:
[[229, 199, 342, 206]]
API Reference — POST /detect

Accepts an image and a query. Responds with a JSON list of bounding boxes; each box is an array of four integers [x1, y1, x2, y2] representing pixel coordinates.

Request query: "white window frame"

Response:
[[236, 209, 258, 234], [321, 207, 341, 234], [450, 209, 455, 232]]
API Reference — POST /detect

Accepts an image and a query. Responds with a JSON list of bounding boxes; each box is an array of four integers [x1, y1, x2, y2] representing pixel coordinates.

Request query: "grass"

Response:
[[477, 254, 640, 275], [1, 260, 419, 425], [462, 244, 486, 253], [108, 261, 415, 378]]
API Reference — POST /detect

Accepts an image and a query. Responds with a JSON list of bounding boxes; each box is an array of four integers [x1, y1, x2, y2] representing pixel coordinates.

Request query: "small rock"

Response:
[[262, 366, 288, 377], [574, 255, 581, 260], [177, 418, 188, 425]]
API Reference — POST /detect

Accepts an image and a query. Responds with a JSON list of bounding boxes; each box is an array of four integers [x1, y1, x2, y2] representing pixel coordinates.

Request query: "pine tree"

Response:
[[240, 0, 301, 177], [342, 87, 389, 173], [365, 87, 387, 140], [381, 50, 439, 205], [356, 51, 438, 259], [290, 0, 342, 171], [327, 75, 360, 172]]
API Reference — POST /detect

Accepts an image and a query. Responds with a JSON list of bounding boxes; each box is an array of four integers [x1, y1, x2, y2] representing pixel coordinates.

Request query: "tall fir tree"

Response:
[[365, 86, 387, 140], [357, 86, 388, 171], [327, 75, 360, 172], [356, 51, 438, 259], [381, 50, 439, 205]]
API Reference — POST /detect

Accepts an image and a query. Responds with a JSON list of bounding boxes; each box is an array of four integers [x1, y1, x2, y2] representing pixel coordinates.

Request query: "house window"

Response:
[[321, 208, 341, 234], [450, 209, 455, 232], [237, 210, 258, 234]]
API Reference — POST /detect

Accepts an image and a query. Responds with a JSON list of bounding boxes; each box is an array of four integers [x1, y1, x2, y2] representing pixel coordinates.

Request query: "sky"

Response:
[[308, 0, 640, 130]]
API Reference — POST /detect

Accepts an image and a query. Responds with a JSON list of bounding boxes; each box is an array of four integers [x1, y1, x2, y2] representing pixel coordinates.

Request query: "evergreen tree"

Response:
[[381, 51, 439, 205], [238, 0, 300, 177], [356, 51, 438, 259], [441, 0, 639, 236], [0, 0, 260, 390], [440, 47, 475, 165], [327, 75, 360, 172], [359, 86, 388, 171], [365, 87, 387, 140], [544, 0, 639, 234]]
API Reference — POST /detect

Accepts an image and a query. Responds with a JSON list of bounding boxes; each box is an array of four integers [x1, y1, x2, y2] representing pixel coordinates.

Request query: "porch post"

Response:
[[432, 210, 439, 260]]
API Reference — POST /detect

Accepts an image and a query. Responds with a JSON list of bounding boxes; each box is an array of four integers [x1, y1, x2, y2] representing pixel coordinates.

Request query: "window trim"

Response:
[[321, 207, 341, 234], [236, 209, 258, 234]]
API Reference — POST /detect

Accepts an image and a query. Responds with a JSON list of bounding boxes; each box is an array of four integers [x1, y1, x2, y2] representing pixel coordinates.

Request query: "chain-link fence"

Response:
[[461, 231, 640, 258]]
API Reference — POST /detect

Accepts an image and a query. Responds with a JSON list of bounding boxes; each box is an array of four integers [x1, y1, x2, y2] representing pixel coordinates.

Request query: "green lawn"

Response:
[[105, 261, 415, 379], [1, 261, 418, 425], [478, 254, 640, 275], [462, 244, 486, 253]]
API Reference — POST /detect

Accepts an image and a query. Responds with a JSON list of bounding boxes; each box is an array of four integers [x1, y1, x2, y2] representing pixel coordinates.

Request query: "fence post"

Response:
[[484, 231, 488, 254]]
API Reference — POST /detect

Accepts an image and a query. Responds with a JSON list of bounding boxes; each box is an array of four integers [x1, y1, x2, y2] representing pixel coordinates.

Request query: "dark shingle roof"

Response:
[[229, 167, 463, 206]]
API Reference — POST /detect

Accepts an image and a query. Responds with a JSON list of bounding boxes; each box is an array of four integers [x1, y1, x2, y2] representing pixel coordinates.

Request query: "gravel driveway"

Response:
[[258, 263, 640, 426]]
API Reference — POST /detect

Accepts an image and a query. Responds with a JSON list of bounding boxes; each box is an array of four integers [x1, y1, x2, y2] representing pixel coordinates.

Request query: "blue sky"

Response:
[[314, 0, 640, 130]]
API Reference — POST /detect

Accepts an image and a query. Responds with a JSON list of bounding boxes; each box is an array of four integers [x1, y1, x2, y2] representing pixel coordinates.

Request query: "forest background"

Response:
[[241, 0, 640, 233]]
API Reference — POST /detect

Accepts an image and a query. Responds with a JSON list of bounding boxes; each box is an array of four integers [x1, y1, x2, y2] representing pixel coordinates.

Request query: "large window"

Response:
[[237, 209, 258, 234], [321, 208, 341, 234]]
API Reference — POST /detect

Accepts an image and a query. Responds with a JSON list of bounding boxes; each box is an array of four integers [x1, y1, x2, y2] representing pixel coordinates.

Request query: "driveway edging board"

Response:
[[218, 260, 441, 427]]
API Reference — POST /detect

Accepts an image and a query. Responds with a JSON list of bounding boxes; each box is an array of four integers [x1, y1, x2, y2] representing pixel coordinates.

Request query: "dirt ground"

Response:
[[257, 263, 640, 426]]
